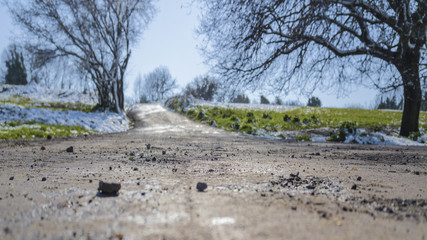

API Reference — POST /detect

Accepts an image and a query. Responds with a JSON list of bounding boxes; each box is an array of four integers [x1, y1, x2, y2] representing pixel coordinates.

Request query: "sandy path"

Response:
[[0, 104, 426, 239]]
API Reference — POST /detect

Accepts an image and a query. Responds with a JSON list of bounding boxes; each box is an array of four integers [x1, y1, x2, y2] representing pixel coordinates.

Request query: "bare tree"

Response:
[[144, 66, 177, 102], [198, 0, 427, 136], [6, 0, 155, 112]]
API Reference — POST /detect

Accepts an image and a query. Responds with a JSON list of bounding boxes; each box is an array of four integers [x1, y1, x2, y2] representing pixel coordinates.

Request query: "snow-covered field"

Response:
[[0, 83, 129, 133]]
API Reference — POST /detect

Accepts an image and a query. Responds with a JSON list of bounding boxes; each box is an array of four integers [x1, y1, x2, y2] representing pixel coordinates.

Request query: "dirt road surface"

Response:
[[1, 104, 426, 239]]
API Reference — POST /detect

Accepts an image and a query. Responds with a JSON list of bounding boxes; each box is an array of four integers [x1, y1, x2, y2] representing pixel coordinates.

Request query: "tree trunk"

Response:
[[399, 63, 421, 137]]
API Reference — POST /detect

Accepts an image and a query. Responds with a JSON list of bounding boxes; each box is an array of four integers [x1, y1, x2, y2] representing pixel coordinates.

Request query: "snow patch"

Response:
[[0, 82, 96, 105], [0, 83, 129, 133]]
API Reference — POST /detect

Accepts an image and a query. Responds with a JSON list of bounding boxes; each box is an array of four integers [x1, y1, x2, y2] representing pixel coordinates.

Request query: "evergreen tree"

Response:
[[274, 97, 283, 105], [420, 93, 427, 111], [5, 48, 27, 85], [307, 96, 321, 107], [377, 96, 402, 110], [260, 95, 270, 104], [232, 94, 250, 104]]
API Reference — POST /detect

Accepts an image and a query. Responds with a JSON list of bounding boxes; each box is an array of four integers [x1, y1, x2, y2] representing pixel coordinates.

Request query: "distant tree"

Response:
[[184, 75, 218, 101], [418, 92, 427, 111], [133, 73, 149, 103], [144, 66, 177, 102], [377, 96, 402, 110], [260, 95, 270, 104], [307, 96, 322, 107], [274, 97, 283, 105], [4, 46, 27, 85], [232, 94, 250, 104], [198, 0, 427, 136], [284, 100, 303, 106], [7, 0, 155, 112]]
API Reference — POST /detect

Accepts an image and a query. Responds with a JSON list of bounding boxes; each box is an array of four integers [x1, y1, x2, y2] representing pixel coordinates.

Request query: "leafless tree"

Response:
[[6, 0, 155, 112], [133, 73, 150, 103], [143, 66, 178, 102], [198, 0, 426, 136]]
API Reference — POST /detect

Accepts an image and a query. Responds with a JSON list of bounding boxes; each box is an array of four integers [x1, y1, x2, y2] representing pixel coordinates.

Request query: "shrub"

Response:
[[296, 134, 310, 142], [328, 121, 357, 142]]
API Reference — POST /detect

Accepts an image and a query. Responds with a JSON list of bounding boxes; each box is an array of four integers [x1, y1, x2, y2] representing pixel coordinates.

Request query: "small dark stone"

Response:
[[109, 166, 112, 171], [291, 206, 297, 211], [47, 135, 52, 140], [152, 157, 156, 162], [89, 179, 93, 183], [41, 177, 47, 182], [306, 185, 316, 190], [66, 146, 74, 153], [9, 176, 14, 181], [133, 167, 138, 171], [141, 192, 146, 196], [414, 171, 420, 175], [351, 184, 357, 190], [357, 176, 362, 181], [146, 144, 151, 150], [196, 182, 208, 192], [129, 152, 135, 156], [98, 181, 121, 195], [260, 193, 266, 197], [162, 150, 166, 155], [40, 146, 46, 151]]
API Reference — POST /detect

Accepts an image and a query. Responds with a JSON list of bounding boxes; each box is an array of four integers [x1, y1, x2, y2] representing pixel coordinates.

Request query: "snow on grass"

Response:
[[0, 83, 129, 135], [197, 101, 300, 112], [0, 82, 96, 105], [0, 104, 129, 133], [344, 130, 425, 146]]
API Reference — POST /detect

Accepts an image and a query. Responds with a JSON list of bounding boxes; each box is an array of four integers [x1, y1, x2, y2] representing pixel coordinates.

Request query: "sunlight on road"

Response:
[[130, 104, 221, 135]]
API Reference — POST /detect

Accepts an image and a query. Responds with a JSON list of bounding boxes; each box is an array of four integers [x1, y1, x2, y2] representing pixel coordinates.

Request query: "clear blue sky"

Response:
[[0, 0, 379, 108]]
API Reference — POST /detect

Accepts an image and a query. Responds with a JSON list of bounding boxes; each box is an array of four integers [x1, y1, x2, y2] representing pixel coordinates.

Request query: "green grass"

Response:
[[0, 121, 96, 140], [166, 97, 427, 138], [1, 95, 96, 112]]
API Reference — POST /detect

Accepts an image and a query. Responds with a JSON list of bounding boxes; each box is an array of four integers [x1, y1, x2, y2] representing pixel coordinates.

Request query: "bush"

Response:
[[296, 134, 310, 142], [262, 113, 272, 119], [328, 121, 357, 142]]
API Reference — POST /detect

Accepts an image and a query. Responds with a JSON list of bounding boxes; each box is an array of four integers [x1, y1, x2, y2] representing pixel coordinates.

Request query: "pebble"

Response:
[[146, 144, 151, 150], [351, 184, 357, 190], [40, 146, 46, 151], [41, 177, 47, 182], [98, 181, 121, 195], [9, 176, 14, 181], [196, 182, 208, 192], [66, 146, 74, 153], [357, 176, 362, 181]]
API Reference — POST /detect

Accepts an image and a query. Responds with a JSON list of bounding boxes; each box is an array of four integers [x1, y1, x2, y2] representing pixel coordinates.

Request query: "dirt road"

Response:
[[1, 104, 426, 239]]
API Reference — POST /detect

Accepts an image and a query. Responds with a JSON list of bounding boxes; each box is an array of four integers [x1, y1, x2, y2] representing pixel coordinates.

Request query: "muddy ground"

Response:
[[0, 104, 426, 240]]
